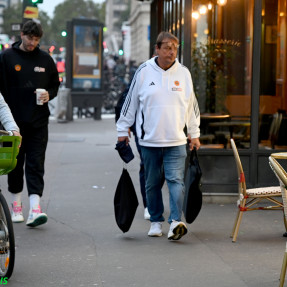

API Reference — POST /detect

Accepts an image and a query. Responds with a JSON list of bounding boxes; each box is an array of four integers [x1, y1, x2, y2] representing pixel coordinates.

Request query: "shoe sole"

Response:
[[12, 219, 24, 223], [148, 233, 162, 237], [11, 213, 24, 223], [26, 215, 48, 227], [168, 224, 187, 240]]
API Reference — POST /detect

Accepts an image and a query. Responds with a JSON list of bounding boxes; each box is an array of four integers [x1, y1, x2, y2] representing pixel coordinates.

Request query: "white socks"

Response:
[[10, 193, 41, 209], [10, 192, 22, 206], [29, 194, 40, 209]]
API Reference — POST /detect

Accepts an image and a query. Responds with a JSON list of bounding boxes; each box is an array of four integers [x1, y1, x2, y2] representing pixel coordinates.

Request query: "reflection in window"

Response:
[[162, 0, 184, 62], [258, 0, 287, 150], [191, 0, 253, 149]]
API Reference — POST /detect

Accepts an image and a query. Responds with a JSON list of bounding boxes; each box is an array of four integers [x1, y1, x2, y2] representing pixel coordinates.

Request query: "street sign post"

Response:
[[23, 6, 38, 19], [22, 0, 43, 24], [11, 23, 21, 31]]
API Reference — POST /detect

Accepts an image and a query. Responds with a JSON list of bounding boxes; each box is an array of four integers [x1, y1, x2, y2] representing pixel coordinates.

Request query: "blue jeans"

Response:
[[141, 145, 186, 224]]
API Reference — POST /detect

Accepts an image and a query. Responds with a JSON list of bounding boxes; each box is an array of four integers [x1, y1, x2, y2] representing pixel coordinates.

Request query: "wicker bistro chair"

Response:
[[269, 155, 287, 224], [230, 139, 283, 242], [268, 156, 287, 287]]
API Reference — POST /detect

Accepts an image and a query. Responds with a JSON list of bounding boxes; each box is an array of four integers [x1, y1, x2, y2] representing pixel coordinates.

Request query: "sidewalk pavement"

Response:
[[0, 116, 286, 287]]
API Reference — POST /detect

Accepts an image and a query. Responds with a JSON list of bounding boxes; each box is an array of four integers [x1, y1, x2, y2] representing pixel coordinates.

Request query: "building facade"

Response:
[[147, 0, 287, 195], [129, 0, 151, 65], [105, 0, 130, 55]]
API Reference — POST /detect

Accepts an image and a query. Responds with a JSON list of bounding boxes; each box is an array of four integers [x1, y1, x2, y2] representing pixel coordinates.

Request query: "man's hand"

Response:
[[12, 131, 21, 137], [41, 90, 50, 103], [118, 136, 129, 145], [12, 131, 22, 147], [188, 135, 200, 150], [35, 90, 50, 103]]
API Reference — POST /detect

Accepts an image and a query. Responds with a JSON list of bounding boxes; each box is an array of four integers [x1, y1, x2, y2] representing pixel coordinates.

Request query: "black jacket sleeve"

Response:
[[46, 56, 60, 101]]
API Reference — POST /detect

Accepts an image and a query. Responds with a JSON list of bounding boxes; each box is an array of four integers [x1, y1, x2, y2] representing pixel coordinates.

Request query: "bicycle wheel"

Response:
[[0, 192, 15, 279]]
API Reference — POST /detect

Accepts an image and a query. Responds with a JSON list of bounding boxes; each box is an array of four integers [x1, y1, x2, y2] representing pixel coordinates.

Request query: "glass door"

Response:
[[258, 0, 287, 150], [191, 0, 254, 149]]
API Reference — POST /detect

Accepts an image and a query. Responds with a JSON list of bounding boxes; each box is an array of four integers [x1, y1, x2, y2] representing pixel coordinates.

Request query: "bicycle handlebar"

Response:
[[0, 130, 12, 136]]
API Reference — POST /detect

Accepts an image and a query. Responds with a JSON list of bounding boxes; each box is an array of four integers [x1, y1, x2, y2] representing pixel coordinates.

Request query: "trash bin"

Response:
[[56, 88, 73, 122]]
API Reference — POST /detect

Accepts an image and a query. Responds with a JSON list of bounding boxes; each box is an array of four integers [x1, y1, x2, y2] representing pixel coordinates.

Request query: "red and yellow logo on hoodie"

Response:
[[172, 80, 182, 91], [14, 65, 21, 72]]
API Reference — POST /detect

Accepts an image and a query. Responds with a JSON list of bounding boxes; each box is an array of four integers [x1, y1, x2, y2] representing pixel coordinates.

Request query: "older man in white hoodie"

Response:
[[116, 31, 200, 241]]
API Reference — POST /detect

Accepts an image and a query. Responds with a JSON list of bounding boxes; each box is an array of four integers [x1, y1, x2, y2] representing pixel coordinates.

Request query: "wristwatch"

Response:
[[7, 131, 13, 136]]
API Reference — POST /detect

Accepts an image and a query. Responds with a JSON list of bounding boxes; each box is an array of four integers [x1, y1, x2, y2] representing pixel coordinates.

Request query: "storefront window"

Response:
[[258, 0, 287, 150], [191, 0, 254, 149], [162, 0, 184, 62]]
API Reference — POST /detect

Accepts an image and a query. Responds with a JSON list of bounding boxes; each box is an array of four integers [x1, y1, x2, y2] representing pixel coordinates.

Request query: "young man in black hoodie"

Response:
[[0, 20, 60, 227]]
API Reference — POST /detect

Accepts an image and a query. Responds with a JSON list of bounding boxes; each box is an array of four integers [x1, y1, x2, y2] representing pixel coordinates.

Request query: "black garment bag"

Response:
[[114, 167, 138, 232], [183, 148, 202, 224]]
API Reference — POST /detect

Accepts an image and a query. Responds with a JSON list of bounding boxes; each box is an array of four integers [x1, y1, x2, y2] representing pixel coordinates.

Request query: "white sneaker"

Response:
[[11, 201, 24, 223], [168, 220, 187, 240], [26, 205, 48, 227], [148, 222, 162, 237], [144, 208, 150, 220]]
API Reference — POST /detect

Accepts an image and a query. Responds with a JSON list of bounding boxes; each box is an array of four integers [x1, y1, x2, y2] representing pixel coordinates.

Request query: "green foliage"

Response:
[[2, 3, 51, 48], [2, 0, 105, 49], [2, 3, 22, 38], [50, 0, 105, 47], [38, 11, 53, 46], [191, 38, 238, 113]]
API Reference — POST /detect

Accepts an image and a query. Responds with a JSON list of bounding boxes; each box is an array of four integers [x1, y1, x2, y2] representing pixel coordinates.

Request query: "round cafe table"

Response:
[[200, 113, 230, 120], [209, 121, 251, 139], [200, 113, 231, 135]]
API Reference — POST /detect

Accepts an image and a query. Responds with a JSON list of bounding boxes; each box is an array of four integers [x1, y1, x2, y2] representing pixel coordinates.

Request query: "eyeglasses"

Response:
[[160, 41, 180, 51]]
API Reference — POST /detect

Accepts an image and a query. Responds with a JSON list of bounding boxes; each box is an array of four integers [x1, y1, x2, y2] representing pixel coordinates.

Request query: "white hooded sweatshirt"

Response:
[[117, 57, 200, 147]]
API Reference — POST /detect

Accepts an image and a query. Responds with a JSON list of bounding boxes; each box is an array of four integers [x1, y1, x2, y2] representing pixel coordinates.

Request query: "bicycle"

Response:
[[0, 130, 21, 279]]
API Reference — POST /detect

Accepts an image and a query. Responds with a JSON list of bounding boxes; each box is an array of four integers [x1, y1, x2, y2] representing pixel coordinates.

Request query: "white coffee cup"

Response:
[[36, 88, 46, 105]]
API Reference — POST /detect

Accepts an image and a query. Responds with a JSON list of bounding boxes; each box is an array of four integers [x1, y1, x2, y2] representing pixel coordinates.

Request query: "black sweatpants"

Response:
[[8, 124, 48, 197]]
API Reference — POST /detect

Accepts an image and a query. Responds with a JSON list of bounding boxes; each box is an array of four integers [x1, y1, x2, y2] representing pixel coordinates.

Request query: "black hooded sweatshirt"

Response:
[[0, 41, 60, 128]]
